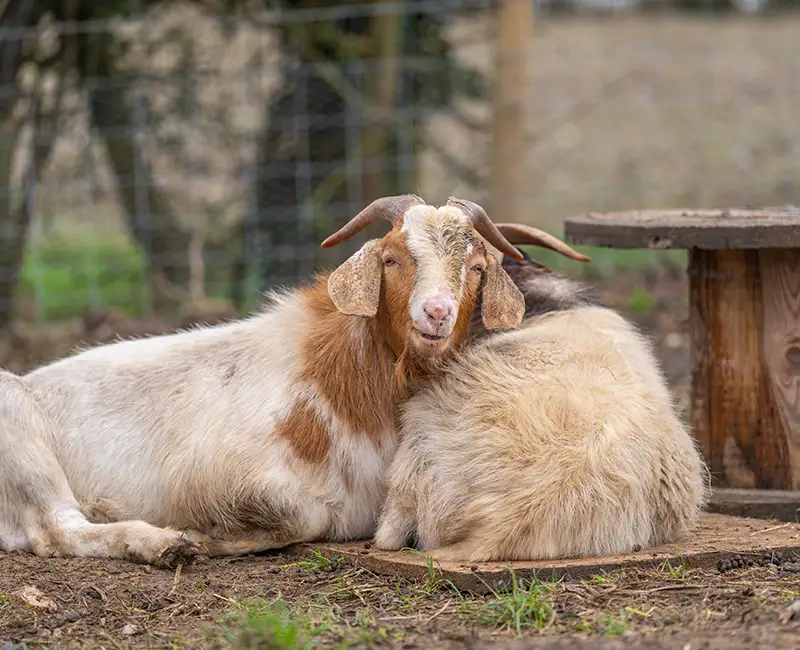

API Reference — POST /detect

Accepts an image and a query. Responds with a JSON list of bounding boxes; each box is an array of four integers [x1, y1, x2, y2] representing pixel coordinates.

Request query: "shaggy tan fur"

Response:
[[375, 298, 709, 562]]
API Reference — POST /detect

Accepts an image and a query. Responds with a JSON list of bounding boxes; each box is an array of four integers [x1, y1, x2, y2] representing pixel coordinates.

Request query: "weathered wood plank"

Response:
[[689, 249, 787, 487], [759, 249, 800, 490], [708, 488, 800, 522], [286, 514, 800, 594], [564, 207, 800, 250]]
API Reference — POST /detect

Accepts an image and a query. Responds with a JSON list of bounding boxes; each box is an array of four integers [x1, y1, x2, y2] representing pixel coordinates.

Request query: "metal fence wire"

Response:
[[0, 0, 798, 326]]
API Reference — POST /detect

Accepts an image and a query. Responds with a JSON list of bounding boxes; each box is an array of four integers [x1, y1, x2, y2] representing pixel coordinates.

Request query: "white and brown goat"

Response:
[[0, 195, 526, 567], [374, 224, 709, 562]]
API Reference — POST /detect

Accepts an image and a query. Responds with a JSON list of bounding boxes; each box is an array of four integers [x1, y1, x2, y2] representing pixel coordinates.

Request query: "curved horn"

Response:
[[446, 197, 525, 262], [320, 194, 426, 248], [493, 223, 590, 262]]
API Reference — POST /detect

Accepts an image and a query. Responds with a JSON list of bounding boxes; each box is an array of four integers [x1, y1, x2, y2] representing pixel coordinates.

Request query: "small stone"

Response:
[[121, 624, 138, 636], [57, 612, 80, 626], [267, 566, 280, 574]]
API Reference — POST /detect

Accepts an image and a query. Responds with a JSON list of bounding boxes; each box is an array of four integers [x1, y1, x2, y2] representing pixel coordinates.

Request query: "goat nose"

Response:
[[424, 302, 451, 323]]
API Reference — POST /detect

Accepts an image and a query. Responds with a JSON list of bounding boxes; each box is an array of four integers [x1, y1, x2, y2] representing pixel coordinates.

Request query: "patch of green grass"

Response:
[[19, 235, 149, 321], [400, 548, 452, 594], [218, 598, 311, 650], [572, 617, 594, 633], [659, 549, 692, 581], [600, 611, 628, 637], [296, 549, 338, 573], [586, 570, 617, 585], [627, 287, 656, 314], [475, 571, 557, 636], [779, 588, 800, 601]]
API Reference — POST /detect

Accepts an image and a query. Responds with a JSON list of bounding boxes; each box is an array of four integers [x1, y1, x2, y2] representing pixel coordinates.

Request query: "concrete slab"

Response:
[[287, 513, 800, 594]]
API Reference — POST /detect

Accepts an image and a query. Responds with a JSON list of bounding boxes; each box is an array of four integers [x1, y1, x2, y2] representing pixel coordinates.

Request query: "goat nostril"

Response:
[[424, 304, 450, 322]]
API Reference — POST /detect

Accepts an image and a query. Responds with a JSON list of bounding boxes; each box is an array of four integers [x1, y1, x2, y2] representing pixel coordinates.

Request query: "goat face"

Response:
[[322, 195, 527, 360]]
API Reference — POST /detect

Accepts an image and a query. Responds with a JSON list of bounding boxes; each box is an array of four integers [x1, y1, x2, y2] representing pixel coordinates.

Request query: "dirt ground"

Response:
[[2, 541, 800, 649], [3, 268, 798, 649]]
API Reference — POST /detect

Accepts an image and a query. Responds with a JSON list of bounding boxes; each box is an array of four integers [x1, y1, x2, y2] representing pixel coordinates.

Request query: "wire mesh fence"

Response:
[[1, 0, 799, 329]]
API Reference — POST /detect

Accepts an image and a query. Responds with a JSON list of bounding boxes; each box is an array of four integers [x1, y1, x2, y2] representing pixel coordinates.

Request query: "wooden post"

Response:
[[562, 208, 800, 491], [689, 248, 800, 490], [363, 0, 403, 201], [490, 0, 533, 223]]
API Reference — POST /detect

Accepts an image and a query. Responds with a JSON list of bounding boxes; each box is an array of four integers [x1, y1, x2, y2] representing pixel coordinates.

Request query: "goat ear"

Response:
[[480, 254, 525, 331], [327, 239, 382, 317]]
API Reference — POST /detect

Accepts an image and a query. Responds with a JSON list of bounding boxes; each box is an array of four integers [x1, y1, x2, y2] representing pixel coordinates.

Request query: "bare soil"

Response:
[[2, 545, 800, 649], [4, 269, 797, 649]]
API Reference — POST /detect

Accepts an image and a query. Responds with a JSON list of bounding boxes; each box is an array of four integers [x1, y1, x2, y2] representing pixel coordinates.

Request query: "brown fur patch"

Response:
[[299, 277, 397, 445], [275, 398, 331, 465], [375, 230, 416, 359]]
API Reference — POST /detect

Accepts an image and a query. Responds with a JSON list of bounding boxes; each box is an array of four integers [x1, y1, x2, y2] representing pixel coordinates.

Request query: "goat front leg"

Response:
[[373, 450, 425, 551]]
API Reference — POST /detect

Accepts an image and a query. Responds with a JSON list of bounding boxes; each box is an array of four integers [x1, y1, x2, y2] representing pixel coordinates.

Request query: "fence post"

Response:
[[490, 0, 533, 223]]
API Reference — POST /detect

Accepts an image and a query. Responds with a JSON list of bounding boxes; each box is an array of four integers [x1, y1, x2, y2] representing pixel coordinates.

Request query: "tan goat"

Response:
[[0, 195, 526, 567], [374, 224, 709, 562]]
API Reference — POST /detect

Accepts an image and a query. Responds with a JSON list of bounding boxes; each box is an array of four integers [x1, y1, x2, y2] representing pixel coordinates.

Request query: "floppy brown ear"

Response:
[[481, 254, 525, 331], [327, 240, 382, 317]]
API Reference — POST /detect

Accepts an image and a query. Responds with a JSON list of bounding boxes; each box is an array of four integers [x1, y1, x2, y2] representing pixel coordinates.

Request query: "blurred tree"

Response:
[[234, 0, 488, 303], [0, 0, 63, 332], [6, 0, 244, 315], [1, 0, 487, 322]]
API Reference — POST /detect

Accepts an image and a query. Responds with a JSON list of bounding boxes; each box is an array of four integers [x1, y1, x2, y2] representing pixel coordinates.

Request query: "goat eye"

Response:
[[471, 264, 484, 274], [384, 257, 396, 267]]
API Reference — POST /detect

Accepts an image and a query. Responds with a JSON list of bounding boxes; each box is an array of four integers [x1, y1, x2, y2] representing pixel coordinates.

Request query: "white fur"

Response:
[[2, 290, 386, 564], [374, 305, 710, 562], [404, 206, 471, 336]]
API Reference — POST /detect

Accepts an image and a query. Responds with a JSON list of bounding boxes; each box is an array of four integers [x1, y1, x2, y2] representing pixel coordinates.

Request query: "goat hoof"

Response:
[[154, 538, 207, 569]]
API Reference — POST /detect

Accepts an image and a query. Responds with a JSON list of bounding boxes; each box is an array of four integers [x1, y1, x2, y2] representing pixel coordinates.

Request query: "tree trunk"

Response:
[[0, 0, 37, 332], [78, 32, 191, 290]]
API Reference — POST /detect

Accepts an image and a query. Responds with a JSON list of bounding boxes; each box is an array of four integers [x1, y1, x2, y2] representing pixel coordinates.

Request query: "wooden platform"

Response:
[[288, 514, 800, 594], [563, 207, 800, 491], [707, 488, 800, 522]]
